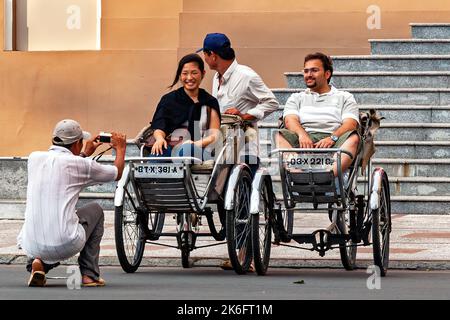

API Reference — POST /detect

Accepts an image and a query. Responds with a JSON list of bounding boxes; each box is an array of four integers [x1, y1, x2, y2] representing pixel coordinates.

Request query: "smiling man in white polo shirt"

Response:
[[17, 119, 126, 287], [277, 52, 360, 175]]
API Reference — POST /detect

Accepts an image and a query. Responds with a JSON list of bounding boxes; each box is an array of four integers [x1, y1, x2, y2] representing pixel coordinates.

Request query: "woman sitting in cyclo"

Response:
[[149, 53, 221, 161]]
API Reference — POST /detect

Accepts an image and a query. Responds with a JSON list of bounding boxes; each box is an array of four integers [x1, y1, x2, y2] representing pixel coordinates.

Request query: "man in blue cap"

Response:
[[198, 33, 278, 172], [198, 33, 279, 271]]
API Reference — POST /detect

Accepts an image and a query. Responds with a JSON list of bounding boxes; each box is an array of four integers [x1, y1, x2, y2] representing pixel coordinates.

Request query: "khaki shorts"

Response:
[[278, 129, 358, 149]]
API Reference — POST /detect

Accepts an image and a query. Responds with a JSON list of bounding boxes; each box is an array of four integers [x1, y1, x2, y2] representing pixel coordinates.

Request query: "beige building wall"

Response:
[[20, 0, 100, 51], [1, 0, 450, 156], [180, 0, 450, 89], [0, 0, 183, 155]]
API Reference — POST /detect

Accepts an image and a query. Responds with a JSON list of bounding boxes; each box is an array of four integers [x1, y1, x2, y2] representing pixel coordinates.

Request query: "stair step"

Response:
[[268, 175, 450, 197], [372, 158, 450, 177], [257, 122, 450, 142], [0, 194, 117, 219], [0, 158, 28, 199], [258, 140, 450, 159], [88, 180, 450, 200], [271, 194, 450, 215], [84, 183, 117, 194], [374, 141, 450, 159], [124, 142, 141, 157], [285, 71, 450, 89], [1, 194, 448, 220], [369, 177, 450, 197], [331, 55, 450, 72], [384, 196, 450, 215], [77, 193, 115, 211], [263, 105, 450, 123], [0, 200, 26, 219], [370, 39, 450, 55], [260, 158, 450, 178], [411, 23, 450, 39], [0, 157, 117, 200], [272, 88, 450, 105], [258, 122, 450, 128]]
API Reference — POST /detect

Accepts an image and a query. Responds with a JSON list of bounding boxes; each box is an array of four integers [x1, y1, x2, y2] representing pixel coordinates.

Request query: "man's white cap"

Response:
[[52, 119, 91, 145]]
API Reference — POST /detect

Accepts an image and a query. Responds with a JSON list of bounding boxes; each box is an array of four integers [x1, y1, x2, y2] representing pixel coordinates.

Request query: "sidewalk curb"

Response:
[[3, 254, 450, 271]]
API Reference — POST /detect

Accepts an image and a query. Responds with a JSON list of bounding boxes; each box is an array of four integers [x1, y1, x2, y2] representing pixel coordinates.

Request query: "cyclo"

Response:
[[113, 114, 257, 274], [250, 109, 392, 275]]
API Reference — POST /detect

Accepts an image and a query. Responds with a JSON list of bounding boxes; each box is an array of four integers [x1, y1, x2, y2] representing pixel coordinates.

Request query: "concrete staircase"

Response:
[[265, 22, 450, 214], [2, 23, 450, 218]]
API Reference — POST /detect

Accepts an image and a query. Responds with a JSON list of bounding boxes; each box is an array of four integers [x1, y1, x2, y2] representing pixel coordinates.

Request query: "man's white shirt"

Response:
[[17, 146, 118, 263], [283, 86, 359, 134], [212, 60, 279, 120], [212, 60, 279, 158]]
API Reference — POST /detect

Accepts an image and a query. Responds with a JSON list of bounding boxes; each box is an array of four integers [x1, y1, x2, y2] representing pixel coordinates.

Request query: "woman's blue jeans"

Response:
[[149, 143, 213, 162]]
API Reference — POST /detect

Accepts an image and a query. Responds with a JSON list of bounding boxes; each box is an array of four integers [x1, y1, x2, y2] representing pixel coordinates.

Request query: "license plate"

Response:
[[134, 164, 184, 178], [284, 154, 335, 170]]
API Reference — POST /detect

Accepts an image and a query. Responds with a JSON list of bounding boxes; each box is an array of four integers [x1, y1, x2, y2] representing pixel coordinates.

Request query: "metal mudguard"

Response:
[[369, 168, 386, 210], [223, 164, 251, 211], [114, 164, 131, 207], [250, 168, 271, 214]]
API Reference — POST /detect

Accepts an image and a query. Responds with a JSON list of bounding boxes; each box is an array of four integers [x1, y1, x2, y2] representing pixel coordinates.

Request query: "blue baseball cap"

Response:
[[196, 33, 231, 53]]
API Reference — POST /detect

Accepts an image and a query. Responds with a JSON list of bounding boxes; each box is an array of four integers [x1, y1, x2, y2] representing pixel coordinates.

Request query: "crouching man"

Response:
[[17, 119, 126, 287]]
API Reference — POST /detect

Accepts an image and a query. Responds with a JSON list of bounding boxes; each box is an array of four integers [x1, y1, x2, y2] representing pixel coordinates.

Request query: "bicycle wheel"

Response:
[[273, 208, 293, 243], [337, 208, 357, 270], [206, 202, 226, 241], [139, 209, 165, 241], [372, 172, 391, 277], [283, 208, 294, 241], [252, 177, 274, 275], [226, 169, 253, 275], [181, 247, 190, 268], [179, 213, 194, 269], [115, 179, 145, 273]]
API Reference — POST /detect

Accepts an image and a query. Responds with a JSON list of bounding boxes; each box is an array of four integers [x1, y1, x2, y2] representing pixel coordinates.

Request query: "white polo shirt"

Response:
[[17, 146, 118, 263], [212, 60, 279, 120], [283, 86, 359, 134]]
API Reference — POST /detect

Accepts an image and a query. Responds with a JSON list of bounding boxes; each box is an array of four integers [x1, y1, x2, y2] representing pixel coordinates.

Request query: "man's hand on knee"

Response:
[[314, 137, 334, 149], [299, 136, 314, 148]]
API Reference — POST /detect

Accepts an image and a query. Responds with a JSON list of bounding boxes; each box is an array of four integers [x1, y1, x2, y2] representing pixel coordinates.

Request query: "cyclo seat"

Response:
[[285, 165, 338, 204], [132, 114, 249, 174], [284, 109, 383, 205]]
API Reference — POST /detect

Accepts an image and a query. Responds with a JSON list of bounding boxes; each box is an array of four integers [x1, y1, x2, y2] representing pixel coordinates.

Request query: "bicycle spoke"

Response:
[[121, 183, 142, 263]]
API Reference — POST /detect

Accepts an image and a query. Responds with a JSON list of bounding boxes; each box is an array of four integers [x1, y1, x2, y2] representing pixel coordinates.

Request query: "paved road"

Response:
[[1, 265, 450, 301]]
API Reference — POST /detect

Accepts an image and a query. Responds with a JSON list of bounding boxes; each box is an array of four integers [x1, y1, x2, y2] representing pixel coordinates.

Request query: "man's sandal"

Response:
[[82, 277, 106, 287]]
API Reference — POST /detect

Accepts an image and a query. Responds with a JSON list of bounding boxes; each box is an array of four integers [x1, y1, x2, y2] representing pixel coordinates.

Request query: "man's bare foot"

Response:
[[220, 259, 233, 270], [220, 259, 254, 272]]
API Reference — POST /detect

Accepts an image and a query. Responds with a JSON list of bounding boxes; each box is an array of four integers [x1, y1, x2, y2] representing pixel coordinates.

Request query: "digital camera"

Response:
[[99, 132, 112, 143]]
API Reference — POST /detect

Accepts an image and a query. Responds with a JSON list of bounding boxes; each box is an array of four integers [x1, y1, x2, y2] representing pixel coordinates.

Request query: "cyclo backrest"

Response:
[[133, 123, 186, 157], [358, 109, 384, 172], [133, 123, 153, 147]]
